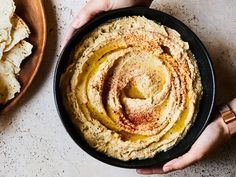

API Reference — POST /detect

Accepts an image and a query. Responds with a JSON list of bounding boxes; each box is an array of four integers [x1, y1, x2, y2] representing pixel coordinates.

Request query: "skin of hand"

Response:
[[63, 0, 234, 175], [62, 0, 153, 47], [137, 113, 231, 174], [137, 98, 236, 174]]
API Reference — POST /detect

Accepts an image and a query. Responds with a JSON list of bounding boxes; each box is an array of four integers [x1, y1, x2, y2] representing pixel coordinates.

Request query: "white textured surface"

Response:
[[1, 0, 236, 176]]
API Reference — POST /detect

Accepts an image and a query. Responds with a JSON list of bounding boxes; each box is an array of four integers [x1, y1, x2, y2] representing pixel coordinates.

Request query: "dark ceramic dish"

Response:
[[54, 7, 215, 168]]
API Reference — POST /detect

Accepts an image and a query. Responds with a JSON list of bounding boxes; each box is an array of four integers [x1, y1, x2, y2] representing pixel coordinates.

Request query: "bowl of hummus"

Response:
[[54, 7, 215, 168]]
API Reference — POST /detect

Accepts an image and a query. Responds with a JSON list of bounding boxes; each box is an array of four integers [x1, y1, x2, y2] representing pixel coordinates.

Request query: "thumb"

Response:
[[163, 116, 229, 173], [62, 0, 112, 47], [73, 0, 113, 28], [163, 148, 203, 173]]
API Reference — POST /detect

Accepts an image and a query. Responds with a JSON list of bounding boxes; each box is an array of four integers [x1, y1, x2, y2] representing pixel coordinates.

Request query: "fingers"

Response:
[[136, 148, 201, 175], [162, 117, 227, 173], [163, 149, 202, 173], [62, 0, 154, 47], [112, 0, 153, 9], [62, 0, 112, 47], [136, 148, 202, 175], [62, 0, 154, 48], [62, 25, 76, 48], [136, 167, 164, 175]]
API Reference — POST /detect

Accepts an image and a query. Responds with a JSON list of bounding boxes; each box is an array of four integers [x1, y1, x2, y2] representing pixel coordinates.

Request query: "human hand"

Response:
[[136, 113, 231, 174], [62, 0, 153, 47]]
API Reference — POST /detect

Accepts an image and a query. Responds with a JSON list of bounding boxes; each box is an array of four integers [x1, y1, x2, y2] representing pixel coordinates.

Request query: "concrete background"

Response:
[[0, 0, 236, 176]]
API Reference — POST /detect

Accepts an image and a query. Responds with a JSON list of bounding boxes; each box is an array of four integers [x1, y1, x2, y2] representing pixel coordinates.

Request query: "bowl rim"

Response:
[[54, 6, 216, 168]]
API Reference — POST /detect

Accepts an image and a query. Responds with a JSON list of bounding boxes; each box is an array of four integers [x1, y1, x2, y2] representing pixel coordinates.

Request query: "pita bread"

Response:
[[0, 29, 11, 43], [3, 40, 33, 74], [4, 15, 30, 52], [0, 0, 15, 59], [0, 60, 20, 104], [0, 0, 33, 105], [0, 42, 5, 59], [0, 40, 32, 104], [0, 0, 15, 29]]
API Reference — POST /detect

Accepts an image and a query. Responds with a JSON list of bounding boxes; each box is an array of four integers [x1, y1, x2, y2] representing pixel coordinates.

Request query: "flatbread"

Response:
[[0, 29, 11, 43], [0, 60, 20, 104], [0, 42, 5, 59], [0, 0, 15, 43], [0, 0, 33, 105], [0, 40, 32, 104], [4, 15, 30, 52], [3, 40, 33, 74], [0, 0, 15, 29], [0, 0, 16, 59]]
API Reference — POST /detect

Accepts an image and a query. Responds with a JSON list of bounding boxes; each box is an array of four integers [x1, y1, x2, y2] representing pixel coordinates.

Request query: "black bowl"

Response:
[[54, 7, 215, 168]]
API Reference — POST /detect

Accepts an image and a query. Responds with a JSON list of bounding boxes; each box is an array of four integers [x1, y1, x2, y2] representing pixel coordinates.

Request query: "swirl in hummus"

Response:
[[60, 16, 203, 161]]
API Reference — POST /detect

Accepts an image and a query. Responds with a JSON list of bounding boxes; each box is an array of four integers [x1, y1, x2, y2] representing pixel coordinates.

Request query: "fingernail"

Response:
[[164, 158, 178, 167], [163, 166, 173, 172], [136, 169, 146, 174]]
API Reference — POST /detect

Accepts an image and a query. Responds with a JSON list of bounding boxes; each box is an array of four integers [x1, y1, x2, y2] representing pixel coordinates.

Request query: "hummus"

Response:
[[60, 16, 203, 161]]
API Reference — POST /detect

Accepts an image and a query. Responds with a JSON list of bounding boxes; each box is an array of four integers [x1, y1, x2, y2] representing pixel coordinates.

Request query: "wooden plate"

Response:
[[0, 0, 47, 113]]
